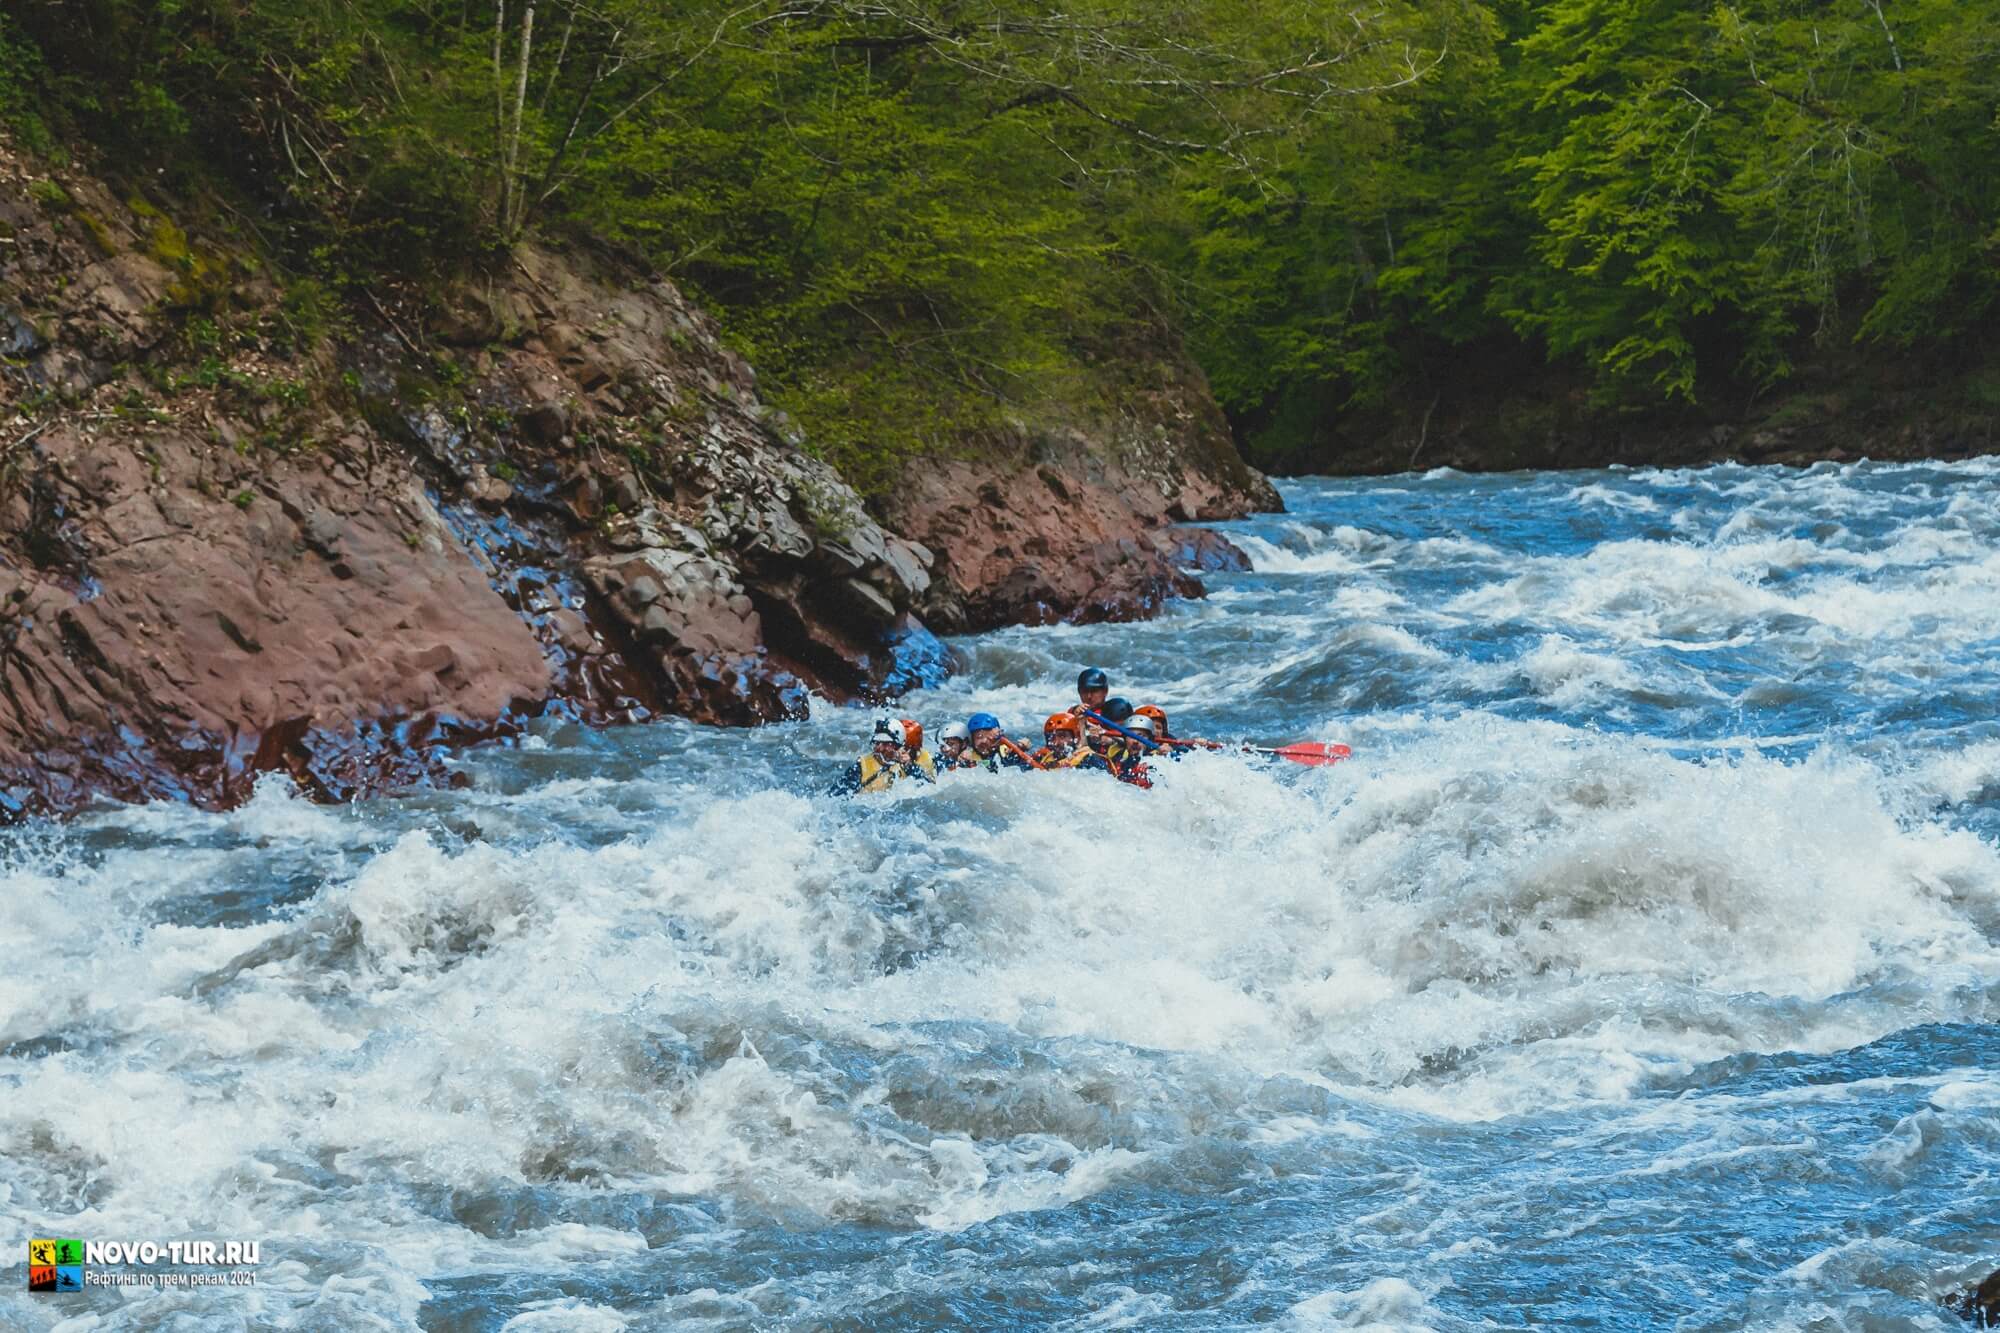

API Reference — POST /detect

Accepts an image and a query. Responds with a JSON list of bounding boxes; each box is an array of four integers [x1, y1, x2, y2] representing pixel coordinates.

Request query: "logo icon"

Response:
[[27, 1239, 84, 1292]]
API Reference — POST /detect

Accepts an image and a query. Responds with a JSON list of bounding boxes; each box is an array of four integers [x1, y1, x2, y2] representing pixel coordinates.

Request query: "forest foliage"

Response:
[[2, 0, 1995, 472]]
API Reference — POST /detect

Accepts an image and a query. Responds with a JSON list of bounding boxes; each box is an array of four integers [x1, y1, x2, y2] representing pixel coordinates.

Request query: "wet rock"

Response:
[[1953, 1268, 2000, 1327], [560, 469, 603, 526], [657, 650, 808, 726], [834, 576, 900, 630], [872, 536, 932, 602], [2, 306, 44, 357], [815, 538, 869, 575], [462, 465, 514, 510], [607, 470, 648, 514], [881, 432, 1273, 632], [0, 426, 550, 819], [877, 614, 953, 695], [546, 608, 598, 655], [1164, 527, 1252, 572], [521, 397, 569, 446], [603, 506, 710, 554], [585, 547, 762, 657], [390, 404, 476, 479]]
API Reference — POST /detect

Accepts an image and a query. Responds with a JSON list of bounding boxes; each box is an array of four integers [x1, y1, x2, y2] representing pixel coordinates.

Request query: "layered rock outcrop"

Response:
[[882, 374, 1278, 631], [0, 143, 1275, 817]]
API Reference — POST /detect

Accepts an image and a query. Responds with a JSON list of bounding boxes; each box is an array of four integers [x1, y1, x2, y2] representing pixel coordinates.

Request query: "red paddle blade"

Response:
[[1270, 742, 1351, 767]]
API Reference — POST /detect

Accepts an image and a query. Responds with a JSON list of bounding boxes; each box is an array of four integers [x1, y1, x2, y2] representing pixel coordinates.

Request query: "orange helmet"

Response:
[[1043, 712, 1081, 738], [1135, 704, 1168, 734], [900, 719, 924, 751]]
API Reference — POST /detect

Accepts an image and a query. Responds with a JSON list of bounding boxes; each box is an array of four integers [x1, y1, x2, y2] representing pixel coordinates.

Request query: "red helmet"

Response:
[[1043, 712, 1081, 738], [900, 719, 924, 751], [1134, 705, 1168, 734]]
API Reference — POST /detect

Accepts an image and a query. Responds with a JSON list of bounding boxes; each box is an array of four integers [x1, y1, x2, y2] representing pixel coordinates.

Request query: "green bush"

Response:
[[0, 12, 57, 157]]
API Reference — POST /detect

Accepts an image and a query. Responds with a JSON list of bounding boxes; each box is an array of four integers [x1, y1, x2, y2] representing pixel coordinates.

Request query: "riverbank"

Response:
[[0, 140, 1275, 818]]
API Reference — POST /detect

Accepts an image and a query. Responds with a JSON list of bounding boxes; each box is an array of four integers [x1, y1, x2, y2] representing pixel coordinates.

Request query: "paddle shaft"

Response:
[[1081, 710, 1161, 750], [1083, 711, 1346, 767], [999, 735, 1049, 771]]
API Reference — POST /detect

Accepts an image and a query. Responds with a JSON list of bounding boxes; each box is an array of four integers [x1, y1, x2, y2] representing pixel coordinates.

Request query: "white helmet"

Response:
[[870, 718, 902, 745], [940, 722, 970, 743]]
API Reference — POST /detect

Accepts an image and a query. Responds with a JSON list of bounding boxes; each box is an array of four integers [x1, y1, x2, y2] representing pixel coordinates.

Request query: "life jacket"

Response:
[[1098, 738, 1154, 787], [851, 753, 900, 793], [848, 750, 935, 793], [1032, 744, 1090, 770]]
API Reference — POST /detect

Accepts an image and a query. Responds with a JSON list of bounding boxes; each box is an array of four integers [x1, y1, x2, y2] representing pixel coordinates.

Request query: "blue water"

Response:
[[3, 461, 1997, 1330]]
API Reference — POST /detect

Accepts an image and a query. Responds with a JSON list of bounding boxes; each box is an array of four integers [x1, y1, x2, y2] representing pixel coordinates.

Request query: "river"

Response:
[[4, 460, 1997, 1330]]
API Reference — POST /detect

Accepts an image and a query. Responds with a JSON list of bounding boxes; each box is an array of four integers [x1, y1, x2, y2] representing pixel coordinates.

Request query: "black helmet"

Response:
[[1101, 697, 1135, 723], [1077, 667, 1109, 692]]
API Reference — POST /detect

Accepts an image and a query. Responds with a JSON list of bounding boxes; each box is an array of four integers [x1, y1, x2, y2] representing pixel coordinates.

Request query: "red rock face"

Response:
[[881, 410, 1279, 632], [0, 428, 552, 815], [0, 147, 1277, 817]]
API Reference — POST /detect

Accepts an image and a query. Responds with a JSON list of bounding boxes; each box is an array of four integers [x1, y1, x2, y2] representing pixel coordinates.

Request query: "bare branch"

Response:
[[1861, 0, 1902, 72]]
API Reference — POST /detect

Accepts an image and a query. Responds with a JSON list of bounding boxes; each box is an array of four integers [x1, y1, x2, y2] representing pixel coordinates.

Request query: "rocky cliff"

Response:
[[0, 143, 1276, 818], [883, 341, 1280, 632]]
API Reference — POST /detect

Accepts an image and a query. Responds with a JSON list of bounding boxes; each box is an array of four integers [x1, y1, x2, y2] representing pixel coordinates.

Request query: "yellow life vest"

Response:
[[1034, 745, 1088, 770], [856, 750, 938, 792], [855, 753, 899, 792]]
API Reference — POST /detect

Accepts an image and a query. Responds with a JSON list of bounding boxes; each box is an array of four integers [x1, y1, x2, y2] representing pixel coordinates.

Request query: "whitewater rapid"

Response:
[[3, 460, 1998, 1329]]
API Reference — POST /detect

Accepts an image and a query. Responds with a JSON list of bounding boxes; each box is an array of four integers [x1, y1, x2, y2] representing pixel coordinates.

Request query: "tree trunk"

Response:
[[492, 0, 507, 225], [505, 2, 536, 235]]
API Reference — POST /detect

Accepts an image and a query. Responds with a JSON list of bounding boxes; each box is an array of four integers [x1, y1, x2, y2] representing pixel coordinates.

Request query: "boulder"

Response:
[[584, 547, 762, 657], [521, 397, 570, 446]]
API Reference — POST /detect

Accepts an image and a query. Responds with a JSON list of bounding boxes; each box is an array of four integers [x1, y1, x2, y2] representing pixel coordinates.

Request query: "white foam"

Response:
[[1286, 1277, 1440, 1331], [500, 1301, 634, 1331], [1513, 635, 1645, 709], [6, 458, 2000, 1325], [13, 721, 1992, 1263]]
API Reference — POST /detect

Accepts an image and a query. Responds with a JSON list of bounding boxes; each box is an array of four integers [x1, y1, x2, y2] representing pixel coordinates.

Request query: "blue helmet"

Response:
[[1077, 667, 1109, 692], [966, 712, 1002, 734], [1101, 697, 1135, 723]]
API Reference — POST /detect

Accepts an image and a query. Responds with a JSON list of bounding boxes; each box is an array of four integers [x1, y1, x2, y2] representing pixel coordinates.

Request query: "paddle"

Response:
[[1082, 710, 1349, 768], [998, 735, 1049, 771], [1246, 742, 1352, 767], [1080, 710, 1161, 751]]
